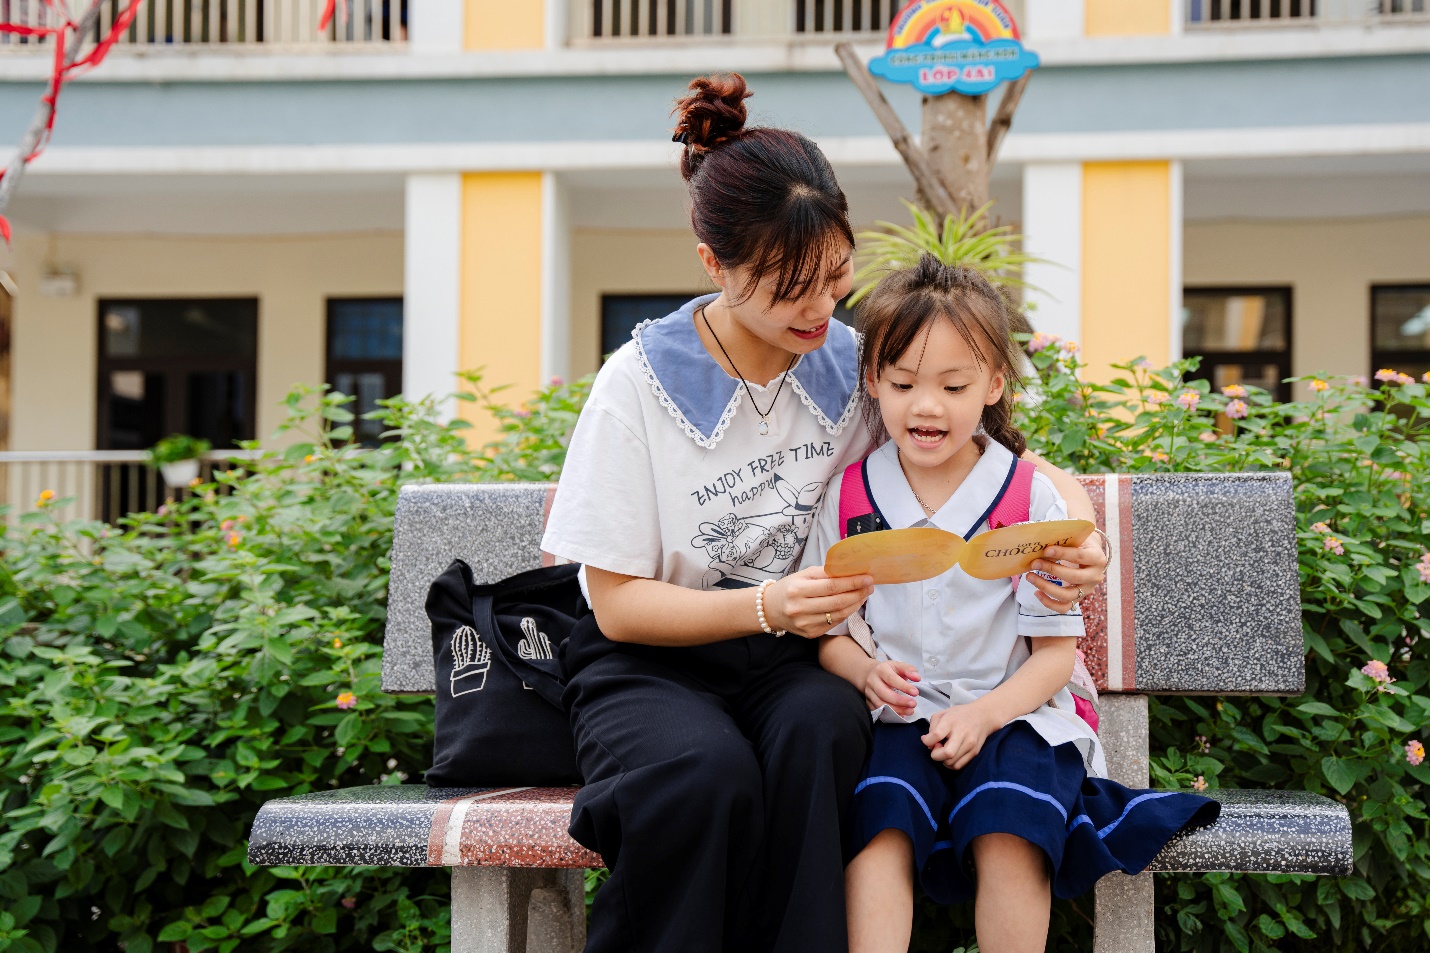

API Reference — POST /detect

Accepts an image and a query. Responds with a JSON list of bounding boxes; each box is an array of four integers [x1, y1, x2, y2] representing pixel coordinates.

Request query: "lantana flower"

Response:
[[1375, 368, 1400, 382], [1417, 552, 1430, 584], [1133, 358, 1153, 370], [1176, 391, 1200, 411], [1360, 660, 1394, 691], [1311, 522, 1330, 534], [1225, 399, 1249, 420], [1146, 392, 1169, 406], [1309, 379, 1329, 392], [1027, 331, 1058, 353], [332, 637, 344, 649], [1192, 776, 1208, 792], [336, 691, 358, 710], [1221, 384, 1247, 398], [1199, 431, 1217, 443], [1146, 450, 1171, 464], [1397, 372, 1416, 385], [1324, 536, 1345, 555], [1406, 740, 1426, 767], [36, 489, 55, 507]]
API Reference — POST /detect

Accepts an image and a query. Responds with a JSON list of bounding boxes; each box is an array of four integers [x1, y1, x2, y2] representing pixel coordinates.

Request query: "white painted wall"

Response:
[[403, 174, 463, 407], [1021, 162, 1083, 342], [1184, 215, 1430, 381], [5, 231, 402, 450]]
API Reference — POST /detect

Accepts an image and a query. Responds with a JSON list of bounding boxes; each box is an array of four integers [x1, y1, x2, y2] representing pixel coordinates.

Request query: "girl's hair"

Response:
[[672, 73, 855, 305], [857, 255, 1027, 456]]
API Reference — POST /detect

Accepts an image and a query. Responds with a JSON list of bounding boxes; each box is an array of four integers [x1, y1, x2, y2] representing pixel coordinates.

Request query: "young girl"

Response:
[[543, 74, 1110, 953], [809, 257, 1220, 953]]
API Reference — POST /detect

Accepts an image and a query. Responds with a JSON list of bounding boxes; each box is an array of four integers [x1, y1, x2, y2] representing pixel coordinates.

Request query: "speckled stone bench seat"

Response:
[[247, 475, 1353, 953]]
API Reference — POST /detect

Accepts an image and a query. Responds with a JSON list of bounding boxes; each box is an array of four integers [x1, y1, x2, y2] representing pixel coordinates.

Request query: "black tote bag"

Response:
[[424, 559, 587, 787]]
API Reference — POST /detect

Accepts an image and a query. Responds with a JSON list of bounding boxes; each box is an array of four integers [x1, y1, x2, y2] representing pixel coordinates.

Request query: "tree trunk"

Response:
[[919, 91, 989, 216]]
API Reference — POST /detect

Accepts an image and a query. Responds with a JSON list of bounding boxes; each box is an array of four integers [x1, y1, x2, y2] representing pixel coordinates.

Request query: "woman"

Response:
[[541, 73, 1107, 953]]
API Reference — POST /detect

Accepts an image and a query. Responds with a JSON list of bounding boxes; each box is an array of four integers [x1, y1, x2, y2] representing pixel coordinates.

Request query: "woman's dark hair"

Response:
[[672, 73, 855, 305], [856, 255, 1027, 456]]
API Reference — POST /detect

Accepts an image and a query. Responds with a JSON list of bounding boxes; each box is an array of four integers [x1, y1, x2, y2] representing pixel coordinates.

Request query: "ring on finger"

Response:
[[825, 611, 834, 626]]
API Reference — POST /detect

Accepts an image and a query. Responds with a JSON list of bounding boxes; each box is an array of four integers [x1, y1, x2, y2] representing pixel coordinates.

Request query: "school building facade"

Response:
[[1, 0, 1428, 515]]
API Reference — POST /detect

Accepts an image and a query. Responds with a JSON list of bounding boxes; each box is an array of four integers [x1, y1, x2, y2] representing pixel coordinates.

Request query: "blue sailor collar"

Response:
[[632, 293, 861, 450], [867, 437, 1019, 539]]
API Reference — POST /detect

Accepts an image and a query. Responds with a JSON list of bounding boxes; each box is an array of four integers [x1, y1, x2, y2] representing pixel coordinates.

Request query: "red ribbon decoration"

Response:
[[0, 0, 146, 242]]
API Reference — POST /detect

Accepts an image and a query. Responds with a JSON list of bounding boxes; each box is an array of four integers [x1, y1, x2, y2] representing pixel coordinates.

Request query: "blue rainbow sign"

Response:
[[868, 0, 1040, 97]]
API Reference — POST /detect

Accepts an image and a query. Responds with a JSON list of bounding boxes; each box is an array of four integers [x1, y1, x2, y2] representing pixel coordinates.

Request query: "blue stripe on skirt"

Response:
[[848, 720, 1219, 903]]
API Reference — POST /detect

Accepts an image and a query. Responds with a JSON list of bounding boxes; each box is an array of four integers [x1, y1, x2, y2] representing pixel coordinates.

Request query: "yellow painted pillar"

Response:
[[460, 172, 545, 445], [466, 0, 544, 50], [1084, 0, 1173, 35], [1080, 161, 1178, 379]]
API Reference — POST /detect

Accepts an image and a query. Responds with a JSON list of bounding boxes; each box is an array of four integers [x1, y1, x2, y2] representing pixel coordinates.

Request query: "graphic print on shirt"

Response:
[[449, 626, 490, 697], [690, 468, 827, 589]]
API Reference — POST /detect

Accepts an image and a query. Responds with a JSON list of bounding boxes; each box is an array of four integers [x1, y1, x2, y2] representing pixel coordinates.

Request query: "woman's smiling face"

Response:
[[701, 241, 854, 355], [869, 316, 1005, 471]]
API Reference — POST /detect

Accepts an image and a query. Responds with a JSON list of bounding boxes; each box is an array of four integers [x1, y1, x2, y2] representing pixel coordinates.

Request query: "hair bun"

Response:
[[672, 73, 751, 179]]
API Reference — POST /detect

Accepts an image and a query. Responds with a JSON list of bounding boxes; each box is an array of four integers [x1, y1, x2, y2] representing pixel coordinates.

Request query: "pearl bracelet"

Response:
[[755, 580, 786, 637]]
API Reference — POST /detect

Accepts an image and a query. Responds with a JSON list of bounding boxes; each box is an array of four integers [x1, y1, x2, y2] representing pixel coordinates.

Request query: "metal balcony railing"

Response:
[[570, 0, 901, 43], [0, 0, 405, 51], [1187, 0, 1318, 25]]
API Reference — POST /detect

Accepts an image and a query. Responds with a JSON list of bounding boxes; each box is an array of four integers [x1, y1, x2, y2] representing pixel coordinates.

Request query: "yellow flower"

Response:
[[189, 477, 203, 488], [332, 637, 343, 649], [36, 489, 55, 507], [1309, 379, 1329, 392], [305, 455, 315, 463], [336, 691, 358, 710]]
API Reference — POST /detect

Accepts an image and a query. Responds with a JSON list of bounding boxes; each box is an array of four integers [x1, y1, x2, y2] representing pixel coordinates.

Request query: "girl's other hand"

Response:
[[766, 566, 875, 639], [923, 704, 999, 771], [1026, 534, 1108, 614], [864, 660, 920, 715]]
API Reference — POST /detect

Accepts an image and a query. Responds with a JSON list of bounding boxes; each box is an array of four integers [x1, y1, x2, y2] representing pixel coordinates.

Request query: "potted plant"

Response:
[[148, 433, 211, 488]]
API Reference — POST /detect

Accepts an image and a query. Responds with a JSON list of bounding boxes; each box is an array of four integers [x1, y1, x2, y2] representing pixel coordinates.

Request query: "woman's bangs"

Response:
[[750, 215, 850, 306]]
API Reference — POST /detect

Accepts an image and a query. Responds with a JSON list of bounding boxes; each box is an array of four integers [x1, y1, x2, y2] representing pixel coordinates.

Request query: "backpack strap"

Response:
[[838, 459, 886, 540], [987, 458, 1036, 530]]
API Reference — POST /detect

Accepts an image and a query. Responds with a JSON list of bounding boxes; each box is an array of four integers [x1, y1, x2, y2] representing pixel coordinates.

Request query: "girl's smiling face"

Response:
[[869, 316, 1006, 472]]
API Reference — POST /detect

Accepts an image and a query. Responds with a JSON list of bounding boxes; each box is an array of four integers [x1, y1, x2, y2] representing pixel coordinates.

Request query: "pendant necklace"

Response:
[[700, 306, 797, 437], [897, 448, 939, 516]]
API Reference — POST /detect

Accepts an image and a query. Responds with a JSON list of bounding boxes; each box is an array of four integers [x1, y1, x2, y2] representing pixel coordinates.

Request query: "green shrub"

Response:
[[2, 349, 1426, 953], [0, 376, 588, 953]]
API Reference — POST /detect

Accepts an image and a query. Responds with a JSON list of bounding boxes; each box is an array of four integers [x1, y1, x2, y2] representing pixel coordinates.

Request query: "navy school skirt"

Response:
[[848, 720, 1220, 904]]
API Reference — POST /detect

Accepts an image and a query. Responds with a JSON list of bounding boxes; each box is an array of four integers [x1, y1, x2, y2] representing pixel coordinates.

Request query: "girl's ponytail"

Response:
[[981, 391, 1027, 457]]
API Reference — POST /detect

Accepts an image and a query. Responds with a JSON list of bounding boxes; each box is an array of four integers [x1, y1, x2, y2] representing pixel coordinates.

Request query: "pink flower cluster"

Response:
[[1309, 379, 1329, 393], [1310, 522, 1330, 534], [1226, 399, 1249, 420], [1323, 536, 1344, 555], [1418, 552, 1430, 584], [1176, 391, 1200, 411], [336, 691, 358, 710], [1027, 331, 1060, 354], [1361, 659, 1395, 692], [1146, 392, 1169, 407], [1407, 740, 1426, 767], [1375, 368, 1417, 385], [1221, 384, 1247, 399], [1192, 776, 1207, 792]]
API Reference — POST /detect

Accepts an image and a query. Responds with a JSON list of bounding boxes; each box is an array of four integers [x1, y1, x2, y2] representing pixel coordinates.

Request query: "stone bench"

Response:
[[248, 474, 1352, 953]]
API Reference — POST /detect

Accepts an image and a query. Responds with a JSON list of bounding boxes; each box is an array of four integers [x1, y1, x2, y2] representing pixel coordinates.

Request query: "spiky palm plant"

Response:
[[849, 201, 1044, 312]]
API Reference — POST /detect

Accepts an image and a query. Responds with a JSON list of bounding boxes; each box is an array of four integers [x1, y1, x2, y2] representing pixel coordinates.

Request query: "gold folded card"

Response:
[[824, 520, 1095, 585]]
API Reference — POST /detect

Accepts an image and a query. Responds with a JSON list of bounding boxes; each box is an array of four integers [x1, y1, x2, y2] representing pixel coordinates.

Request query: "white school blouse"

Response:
[[801, 438, 1107, 778], [542, 294, 874, 592]]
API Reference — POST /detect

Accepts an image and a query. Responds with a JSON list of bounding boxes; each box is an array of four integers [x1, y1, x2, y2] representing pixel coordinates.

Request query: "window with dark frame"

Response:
[[1181, 287, 1293, 402], [97, 298, 259, 452], [600, 293, 706, 362], [1371, 285, 1430, 385], [326, 298, 404, 445]]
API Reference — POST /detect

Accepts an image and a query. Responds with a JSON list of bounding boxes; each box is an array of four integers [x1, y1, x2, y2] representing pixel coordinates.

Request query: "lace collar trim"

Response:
[[631, 294, 861, 450]]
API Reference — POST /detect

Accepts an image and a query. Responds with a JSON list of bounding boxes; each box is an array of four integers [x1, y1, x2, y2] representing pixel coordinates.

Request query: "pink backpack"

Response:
[[836, 456, 1100, 733]]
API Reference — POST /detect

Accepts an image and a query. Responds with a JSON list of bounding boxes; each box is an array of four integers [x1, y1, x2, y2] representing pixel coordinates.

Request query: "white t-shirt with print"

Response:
[[542, 294, 875, 592]]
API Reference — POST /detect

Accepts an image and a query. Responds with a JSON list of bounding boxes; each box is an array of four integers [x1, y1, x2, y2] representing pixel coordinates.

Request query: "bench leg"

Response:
[[1093, 695, 1155, 952], [450, 867, 586, 953]]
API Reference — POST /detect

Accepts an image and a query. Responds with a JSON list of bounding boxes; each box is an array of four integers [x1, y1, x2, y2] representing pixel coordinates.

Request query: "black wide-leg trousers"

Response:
[[561, 619, 872, 953]]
